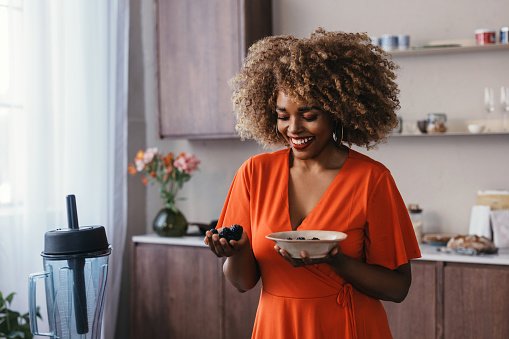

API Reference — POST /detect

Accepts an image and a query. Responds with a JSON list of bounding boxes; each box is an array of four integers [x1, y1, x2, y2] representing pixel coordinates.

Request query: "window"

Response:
[[0, 0, 24, 208]]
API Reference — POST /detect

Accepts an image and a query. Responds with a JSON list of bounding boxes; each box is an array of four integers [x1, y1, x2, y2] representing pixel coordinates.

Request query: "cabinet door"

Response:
[[382, 260, 439, 339], [131, 243, 223, 339], [155, 0, 272, 139], [223, 278, 262, 339], [444, 263, 509, 339]]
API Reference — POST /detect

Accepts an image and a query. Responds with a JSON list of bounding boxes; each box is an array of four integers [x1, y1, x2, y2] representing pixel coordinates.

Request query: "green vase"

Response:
[[153, 207, 188, 237]]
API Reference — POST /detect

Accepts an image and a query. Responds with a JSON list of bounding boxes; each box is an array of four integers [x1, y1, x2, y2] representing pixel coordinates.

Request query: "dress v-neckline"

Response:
[[283, 148, 349, 231]]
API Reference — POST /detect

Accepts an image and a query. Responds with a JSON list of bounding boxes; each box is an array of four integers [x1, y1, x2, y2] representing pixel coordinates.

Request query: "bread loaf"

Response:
[[447, 234, 498, 254]]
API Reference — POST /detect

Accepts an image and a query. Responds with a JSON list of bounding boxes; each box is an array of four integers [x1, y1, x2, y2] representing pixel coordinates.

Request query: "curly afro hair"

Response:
[[229, 28, 400, 150]]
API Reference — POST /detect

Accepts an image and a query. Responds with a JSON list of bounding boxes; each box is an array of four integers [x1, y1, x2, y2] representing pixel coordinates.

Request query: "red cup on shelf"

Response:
[[475, 29, 496, 45]]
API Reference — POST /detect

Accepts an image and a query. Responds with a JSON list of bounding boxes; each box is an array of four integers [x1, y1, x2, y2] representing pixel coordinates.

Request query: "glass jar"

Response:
[[426, 113, 447, 133], [408, 204, 423, 243]]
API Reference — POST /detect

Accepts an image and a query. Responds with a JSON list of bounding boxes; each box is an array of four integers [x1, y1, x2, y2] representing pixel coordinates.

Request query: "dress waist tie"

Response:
[[304, 266, 357, 338], [337, 283, 357, 339]]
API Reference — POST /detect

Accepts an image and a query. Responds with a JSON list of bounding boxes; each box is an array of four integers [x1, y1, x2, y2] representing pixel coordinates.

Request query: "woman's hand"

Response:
[[275, 243, 343, 267], [204, 228, 249, 258], [206, 228, 260, 292]]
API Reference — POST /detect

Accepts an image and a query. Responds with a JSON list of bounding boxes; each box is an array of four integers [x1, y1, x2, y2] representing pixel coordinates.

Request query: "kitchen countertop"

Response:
[[133, 233, 208, 247], [132, 234, 509, 266], [417, 243, 509, 265]]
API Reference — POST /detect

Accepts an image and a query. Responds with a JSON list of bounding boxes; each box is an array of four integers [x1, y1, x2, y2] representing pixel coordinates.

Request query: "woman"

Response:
[[205, 28, 421, 339]]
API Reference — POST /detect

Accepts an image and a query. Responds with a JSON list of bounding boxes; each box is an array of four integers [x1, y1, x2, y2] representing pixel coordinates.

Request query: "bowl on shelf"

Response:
[[417, 120, 428, 133], [265, 230, 347, 259], [467, 123, 485, 134]]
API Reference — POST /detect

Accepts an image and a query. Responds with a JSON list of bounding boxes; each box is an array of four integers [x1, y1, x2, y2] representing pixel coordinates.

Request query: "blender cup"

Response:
[[29, 195, 111, 339]]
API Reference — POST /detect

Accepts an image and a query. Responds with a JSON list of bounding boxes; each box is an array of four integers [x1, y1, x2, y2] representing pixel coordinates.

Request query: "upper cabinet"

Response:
[[155, 0, 272, 139]]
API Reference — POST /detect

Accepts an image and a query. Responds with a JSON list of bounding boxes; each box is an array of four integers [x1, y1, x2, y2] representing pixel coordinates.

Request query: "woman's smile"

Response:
[[290, 136, 315, 147]]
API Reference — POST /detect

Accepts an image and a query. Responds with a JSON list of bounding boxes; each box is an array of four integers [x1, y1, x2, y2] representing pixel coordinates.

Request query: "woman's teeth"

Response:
[[291, 137, 313, 145]]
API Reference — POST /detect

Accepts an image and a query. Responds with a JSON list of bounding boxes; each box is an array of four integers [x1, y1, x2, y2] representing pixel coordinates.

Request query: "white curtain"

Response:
[[0, 1, 129, 338]]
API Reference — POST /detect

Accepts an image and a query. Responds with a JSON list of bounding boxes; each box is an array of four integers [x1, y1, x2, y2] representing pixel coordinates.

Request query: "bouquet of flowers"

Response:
[[128, 147, 200, 212]]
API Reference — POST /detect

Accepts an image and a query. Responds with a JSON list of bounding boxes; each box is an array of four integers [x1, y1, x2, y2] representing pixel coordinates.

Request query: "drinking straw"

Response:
[[66, 194, 88, 334]]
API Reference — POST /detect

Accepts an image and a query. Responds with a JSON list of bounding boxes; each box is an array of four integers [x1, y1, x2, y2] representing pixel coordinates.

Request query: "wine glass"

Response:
[[484, 87, 495, 131], [501, 86, 509, 131]]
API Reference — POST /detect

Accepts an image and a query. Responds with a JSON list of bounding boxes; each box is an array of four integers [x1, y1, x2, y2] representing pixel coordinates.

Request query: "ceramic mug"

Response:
[[500, 27, 509, 44], [475, 29, 496, 45], [397, 34, 410, 50], [381, 34, 398, 51]]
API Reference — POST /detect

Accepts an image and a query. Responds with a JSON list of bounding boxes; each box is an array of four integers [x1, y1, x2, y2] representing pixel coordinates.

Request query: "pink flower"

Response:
[[143, 147, 158, 164], [174, 153, 201, 174], [135, 159, 145, 172], [185, 154, 200, 172]]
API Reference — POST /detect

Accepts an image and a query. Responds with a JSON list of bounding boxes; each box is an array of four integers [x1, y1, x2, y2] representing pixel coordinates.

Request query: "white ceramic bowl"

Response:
[[265, 230, 347, 259], [467, 124, 485, 134]]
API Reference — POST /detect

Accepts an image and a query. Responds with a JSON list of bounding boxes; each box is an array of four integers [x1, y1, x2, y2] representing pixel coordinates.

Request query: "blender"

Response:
[[29, 195, 111, 338]]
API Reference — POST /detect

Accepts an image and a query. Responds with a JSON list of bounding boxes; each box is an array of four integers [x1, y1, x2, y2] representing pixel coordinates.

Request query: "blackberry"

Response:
[[219, 227, 235, 243], [210, 228, 218, 235], [229, 224, 243, 241], [286, 237, 293, 240], [296, 237, 305, 240], [312, 237, 320, 240]]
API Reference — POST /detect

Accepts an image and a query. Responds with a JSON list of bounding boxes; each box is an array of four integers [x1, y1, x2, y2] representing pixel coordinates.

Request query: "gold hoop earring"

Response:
[[332, 121, 344, 145]]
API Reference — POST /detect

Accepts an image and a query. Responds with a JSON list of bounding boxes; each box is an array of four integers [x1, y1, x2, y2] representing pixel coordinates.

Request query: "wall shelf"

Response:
[[391, 131, 509, 137], [390, 43, 509, 57], [391, 119, 509, 137]]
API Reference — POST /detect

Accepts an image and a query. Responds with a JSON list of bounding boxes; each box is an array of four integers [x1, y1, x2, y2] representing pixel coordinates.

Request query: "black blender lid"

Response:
[[42, 195, 110, 256]]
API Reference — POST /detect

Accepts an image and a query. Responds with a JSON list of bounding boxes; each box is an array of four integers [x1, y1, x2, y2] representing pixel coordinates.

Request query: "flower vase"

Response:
[[153, 207, 188, 237]]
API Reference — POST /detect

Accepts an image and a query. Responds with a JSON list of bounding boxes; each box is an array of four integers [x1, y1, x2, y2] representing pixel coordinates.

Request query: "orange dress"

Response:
[[217, 148, 421, 339]]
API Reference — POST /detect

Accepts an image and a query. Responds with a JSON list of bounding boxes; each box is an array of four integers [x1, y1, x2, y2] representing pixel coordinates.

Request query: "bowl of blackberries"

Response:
[[265, 230, 347, 259], [209, 224, 244, 245]]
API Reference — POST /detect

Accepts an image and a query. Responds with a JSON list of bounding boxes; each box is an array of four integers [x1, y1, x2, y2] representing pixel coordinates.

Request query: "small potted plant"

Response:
[[128, 147, 200, 237], [0, 291, 41, 339]]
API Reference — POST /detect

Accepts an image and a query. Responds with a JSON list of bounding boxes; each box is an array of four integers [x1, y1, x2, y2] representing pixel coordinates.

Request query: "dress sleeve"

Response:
[[216, 158, 254, 241], [364, 170, 421, 270]]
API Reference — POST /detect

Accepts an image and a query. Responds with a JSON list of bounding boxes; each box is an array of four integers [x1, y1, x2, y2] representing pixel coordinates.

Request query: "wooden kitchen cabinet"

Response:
[[382, 260, 440, 339], [130, 243, 222, 338], [223, 276, 262, 339], [130, 240, 262, 339], [383, 260, 509, 339], [154, 0, 272, 139], [444, 263, 509, 339]]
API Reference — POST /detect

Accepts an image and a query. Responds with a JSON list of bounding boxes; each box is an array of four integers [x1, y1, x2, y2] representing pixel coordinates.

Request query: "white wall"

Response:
[[135, 0, 509, 236]]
